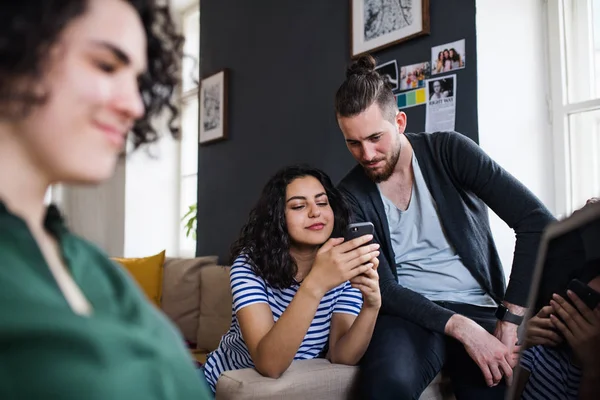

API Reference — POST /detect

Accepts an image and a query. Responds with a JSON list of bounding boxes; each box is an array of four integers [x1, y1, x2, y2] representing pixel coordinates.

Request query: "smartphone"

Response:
[[566, 279, 600, 310], [344, 222, 374, 243]]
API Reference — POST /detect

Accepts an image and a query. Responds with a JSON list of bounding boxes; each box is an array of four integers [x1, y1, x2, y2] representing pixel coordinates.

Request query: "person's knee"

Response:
[[358, 366, 426, 400]]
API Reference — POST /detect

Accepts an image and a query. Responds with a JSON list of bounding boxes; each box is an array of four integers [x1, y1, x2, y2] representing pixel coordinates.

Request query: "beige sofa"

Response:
[[160, 256, 455, 400]]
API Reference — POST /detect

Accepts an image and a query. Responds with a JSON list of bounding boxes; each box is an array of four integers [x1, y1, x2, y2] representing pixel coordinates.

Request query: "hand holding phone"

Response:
[[305, 224, 379, 294], [344, 223, 381, 309], [344, 222, 374, 244], [344, 222, 378, 272], [551, 279, 599, 343], [549, 279, 600, 369]]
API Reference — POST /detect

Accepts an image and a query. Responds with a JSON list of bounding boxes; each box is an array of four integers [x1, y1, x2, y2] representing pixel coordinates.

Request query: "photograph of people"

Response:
[[428, 78, 453, 101], [431, 39, 466, 75]]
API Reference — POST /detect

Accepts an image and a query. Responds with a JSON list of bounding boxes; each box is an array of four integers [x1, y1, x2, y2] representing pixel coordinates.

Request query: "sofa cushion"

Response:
[[112, 250, 166, 307], [161, 256, 218, 343], [197, 265, 232, 352], [215, 359, 357, 400]]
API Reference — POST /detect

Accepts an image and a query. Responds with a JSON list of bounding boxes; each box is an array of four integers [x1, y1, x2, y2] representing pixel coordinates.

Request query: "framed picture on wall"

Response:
[[351, 0, 430, 58], [199, 69, 228, 145]]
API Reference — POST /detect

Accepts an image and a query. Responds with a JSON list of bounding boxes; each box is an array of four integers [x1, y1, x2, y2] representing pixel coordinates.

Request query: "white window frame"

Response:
[[177, 2, 200, 257], [548, 0, 600, 216]]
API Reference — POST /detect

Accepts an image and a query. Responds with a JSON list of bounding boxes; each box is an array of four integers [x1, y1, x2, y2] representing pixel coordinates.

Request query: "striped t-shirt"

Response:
[[203, 254, 363, 393], [520, 345, 582, 399]]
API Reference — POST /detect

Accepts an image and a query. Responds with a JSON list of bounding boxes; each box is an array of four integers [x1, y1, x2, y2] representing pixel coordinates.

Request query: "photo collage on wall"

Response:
[[374, 38, 466, 132]]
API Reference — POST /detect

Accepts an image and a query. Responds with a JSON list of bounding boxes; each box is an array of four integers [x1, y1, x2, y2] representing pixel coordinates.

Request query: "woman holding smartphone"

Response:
[[204, 165, 381, 394]]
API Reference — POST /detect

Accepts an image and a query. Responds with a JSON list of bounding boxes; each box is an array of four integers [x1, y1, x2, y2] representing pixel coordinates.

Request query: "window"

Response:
[[548, 0, 600, 215], [178, 4, 200, 256]]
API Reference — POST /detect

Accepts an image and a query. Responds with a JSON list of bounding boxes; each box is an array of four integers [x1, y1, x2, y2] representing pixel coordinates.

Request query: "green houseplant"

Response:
[[181, 203, 197, 240]]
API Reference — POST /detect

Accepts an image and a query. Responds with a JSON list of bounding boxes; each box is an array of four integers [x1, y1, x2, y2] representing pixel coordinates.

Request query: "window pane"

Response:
[[563, 0, 600, 102], [181, 96, 198, 177], [182, 8, 200, 93], [568, 109, 600, 211], [180, 174, 198, 255]]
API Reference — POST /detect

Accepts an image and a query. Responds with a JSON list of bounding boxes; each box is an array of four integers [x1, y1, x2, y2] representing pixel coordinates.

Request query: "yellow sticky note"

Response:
[[416, 88, 426, 104]]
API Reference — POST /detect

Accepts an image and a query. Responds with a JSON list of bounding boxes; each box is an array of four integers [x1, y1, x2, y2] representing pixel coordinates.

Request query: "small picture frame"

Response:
[[351, 0, 430, 58], [199, 69, 228, 145]]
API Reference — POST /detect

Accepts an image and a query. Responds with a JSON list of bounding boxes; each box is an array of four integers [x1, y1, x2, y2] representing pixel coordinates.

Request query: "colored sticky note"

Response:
[[406, 90, 416, 106], [396, 93, 406, 108], [416, 88, 426, 104]]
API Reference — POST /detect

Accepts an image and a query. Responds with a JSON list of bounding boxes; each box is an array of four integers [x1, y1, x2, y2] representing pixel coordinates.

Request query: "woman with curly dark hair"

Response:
[[203, 165, 381, 393], [0, 0, 211, 398]]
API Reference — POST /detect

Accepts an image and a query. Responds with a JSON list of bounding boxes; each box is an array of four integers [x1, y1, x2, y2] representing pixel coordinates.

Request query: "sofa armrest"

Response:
[[215, 359, 357, 400], [214, 358, 455, 400]]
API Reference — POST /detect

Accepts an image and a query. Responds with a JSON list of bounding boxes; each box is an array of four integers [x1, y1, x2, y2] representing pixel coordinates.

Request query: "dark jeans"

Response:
[[354, 302, 507, 400]]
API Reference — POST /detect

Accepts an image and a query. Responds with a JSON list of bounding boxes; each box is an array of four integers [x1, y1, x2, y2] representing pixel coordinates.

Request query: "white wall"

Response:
[[476, 0, 556, 279]]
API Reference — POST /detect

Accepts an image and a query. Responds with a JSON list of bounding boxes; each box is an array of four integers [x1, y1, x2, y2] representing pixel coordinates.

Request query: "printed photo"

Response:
[[375, 59, 399, 91], [425, 74, 456, 132], [427, 76, 454, 101], [431, 39, 466, 75], [399, 61, 430, 91]]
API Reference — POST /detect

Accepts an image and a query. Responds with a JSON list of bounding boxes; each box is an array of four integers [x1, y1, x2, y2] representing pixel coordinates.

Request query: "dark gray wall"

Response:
[[197, 0, 478, 262]]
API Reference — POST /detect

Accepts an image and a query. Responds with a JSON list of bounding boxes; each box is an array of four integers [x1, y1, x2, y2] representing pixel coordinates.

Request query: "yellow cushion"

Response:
[[113, 250, 166, 307]]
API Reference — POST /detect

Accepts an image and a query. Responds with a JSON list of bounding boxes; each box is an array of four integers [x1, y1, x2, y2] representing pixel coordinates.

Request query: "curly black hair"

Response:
[[0, 0, 184, 149], [230, 165, 351, 289], [335, 54, 397, 123]]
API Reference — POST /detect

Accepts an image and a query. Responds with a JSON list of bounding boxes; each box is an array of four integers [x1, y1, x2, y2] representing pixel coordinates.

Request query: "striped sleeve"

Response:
[[519, 347, 535, 372], [229, 256, 269, 312], [332, 281, 363, 316]]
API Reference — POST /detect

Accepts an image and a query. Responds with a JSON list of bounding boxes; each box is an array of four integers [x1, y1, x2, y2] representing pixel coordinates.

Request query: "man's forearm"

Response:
[[444, 313, 476, 342]]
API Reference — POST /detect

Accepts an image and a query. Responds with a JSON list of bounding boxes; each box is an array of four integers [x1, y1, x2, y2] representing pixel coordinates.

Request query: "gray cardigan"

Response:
[[338, 131, 556, 333]]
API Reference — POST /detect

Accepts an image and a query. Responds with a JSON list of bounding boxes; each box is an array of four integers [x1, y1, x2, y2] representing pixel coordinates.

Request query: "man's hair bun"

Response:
[[346, 55, 377, 78]]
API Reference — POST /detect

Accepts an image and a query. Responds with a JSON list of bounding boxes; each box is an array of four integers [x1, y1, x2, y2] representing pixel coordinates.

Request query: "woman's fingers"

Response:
[[347, 250, 380, 270], [339, 240, 379, 261], [336, 234, 374, 254], [350, 282, 366, 292], [360, 266, 378, 279], [528, 318, 562, 341], [371, 256, 380, 270], [350, 268, 374, 284], [345, 263, 374, 280], [551, 295, 585, 332], [350, 272, 379, 290], [537, 305, 554, 318], [318, 237, 345, 254], [550, 314, 576, 345]]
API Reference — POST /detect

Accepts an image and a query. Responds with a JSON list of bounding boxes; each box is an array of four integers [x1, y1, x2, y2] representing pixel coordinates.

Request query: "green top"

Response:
[[0, 201, 212, 399]]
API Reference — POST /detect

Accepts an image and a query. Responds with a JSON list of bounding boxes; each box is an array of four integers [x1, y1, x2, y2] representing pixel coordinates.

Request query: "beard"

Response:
[[362, 145, 401, 183]]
